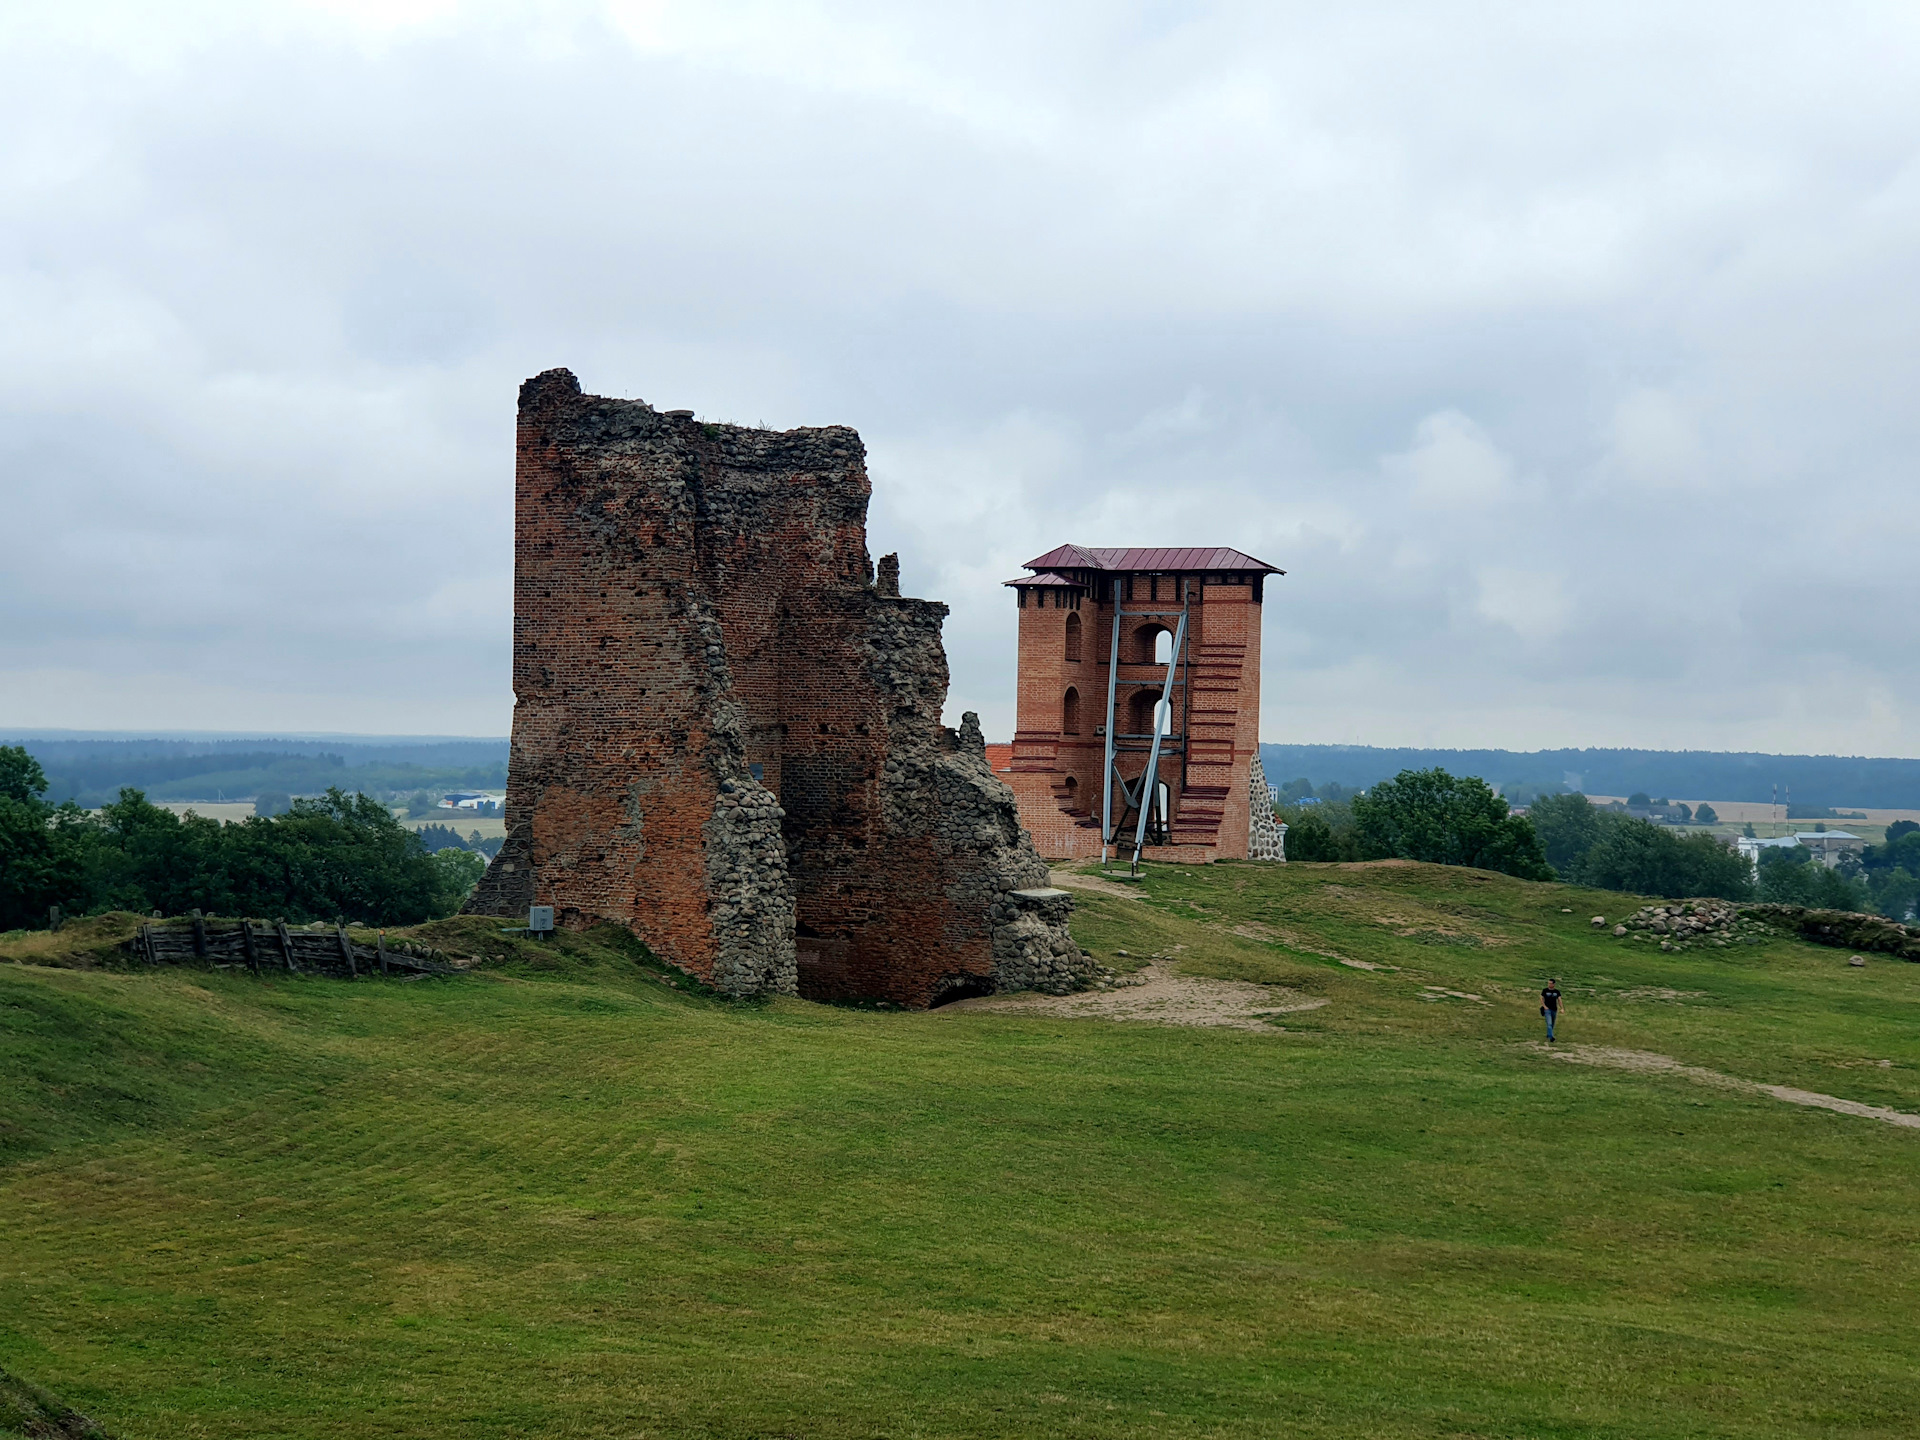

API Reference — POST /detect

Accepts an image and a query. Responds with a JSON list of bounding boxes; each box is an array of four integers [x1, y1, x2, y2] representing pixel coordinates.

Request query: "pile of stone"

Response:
[[988, 886, 1112, 994], [1609, 899, 1768, 952]]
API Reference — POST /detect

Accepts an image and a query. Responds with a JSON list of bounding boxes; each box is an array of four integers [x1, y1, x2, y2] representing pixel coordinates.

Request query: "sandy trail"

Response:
[[1542, 1044, 1920, 1129], [939, 963, 1327, 1031], [1047, 868, 1148, 901]]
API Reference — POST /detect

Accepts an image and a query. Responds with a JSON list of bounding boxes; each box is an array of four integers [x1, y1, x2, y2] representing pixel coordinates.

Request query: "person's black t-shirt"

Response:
[[1542, 985, 1562, 1013]]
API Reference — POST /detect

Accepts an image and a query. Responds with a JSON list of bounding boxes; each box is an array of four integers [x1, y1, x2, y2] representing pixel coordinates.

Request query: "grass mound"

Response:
[[0, 914, 146, 969], [3, 861, 1917, 1438], [0, 1364, 113, 1438]]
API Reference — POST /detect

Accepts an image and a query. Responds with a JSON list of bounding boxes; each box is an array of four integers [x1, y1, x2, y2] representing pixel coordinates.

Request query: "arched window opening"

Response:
[[1128, 688, 1165, 737], [1132, 624, 1169, 665], [1064, 611, 1082, 662], [1154, 629, 1173, 665], [1062, 687, 1081, 735], [1063, 776, 1078, 796]]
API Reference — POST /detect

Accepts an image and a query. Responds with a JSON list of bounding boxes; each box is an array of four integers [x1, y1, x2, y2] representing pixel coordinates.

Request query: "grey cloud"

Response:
[[3, 2, 1919, 751]]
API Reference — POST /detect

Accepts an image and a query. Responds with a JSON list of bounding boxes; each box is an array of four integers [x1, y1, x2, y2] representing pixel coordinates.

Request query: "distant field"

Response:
[[398, 811, 505, 839], [1586, 796, 1919, 843], [3, 862, 1917, 1437], [152, 802, 257, 825]]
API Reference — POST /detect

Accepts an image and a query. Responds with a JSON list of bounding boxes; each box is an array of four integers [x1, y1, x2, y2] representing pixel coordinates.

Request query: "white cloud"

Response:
[[1475, 568, 1571, 644], [1382, 410, 1515, 508], [1608, 388, 1704, 485]]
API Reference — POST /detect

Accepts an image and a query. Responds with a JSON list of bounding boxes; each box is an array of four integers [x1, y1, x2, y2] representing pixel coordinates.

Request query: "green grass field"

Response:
[[3, 861, 1917, 1438]]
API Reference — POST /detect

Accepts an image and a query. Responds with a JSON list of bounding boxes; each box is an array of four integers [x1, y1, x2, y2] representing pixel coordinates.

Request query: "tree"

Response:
[[1888, 820, 1920, 844], [414, 823, 471, 854], [1527, 792, 1600, 878], [1757, 847, 1868, 910], [0, 745, 49, 804], [1867, 867, 1920, 921], [1350, 768, 1553, 880], [0, 747, 84, 929], [1574, 812, 1752, 900], [254, 791, 291, 818], [1628, 792, 1651, 808], [1277, 800, 1359, 861], [38, 785, 469, 926], [1695, 804, 1718, 825], [431, 847, 487, 905], [406, 790, 436, 818], [1864, 830, 1920, 875], [1742, 821, 1757, 838]]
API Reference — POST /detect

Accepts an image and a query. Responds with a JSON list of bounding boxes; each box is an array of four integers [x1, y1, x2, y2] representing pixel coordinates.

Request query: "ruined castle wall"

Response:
[[467, 369, 1072, 1006]]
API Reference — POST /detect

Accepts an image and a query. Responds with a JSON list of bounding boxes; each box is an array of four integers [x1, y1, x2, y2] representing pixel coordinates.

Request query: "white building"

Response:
[[439, 791, 503, 811], [1736, 831, 1865, 873]]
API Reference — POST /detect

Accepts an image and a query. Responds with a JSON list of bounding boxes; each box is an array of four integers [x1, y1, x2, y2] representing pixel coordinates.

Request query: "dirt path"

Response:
[[1541, 1044, 1920, 1129], [1047, 868, 1148, 901], [939, 963, 1327, 1031]]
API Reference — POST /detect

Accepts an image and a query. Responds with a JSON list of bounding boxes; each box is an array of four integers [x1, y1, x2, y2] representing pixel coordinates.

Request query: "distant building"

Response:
[[1736, 831, 1865, 873], [1796, 830, 1865, 867], [439, 792, 503, 811]]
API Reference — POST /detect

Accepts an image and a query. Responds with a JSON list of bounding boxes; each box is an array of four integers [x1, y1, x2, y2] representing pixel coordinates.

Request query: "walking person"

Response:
[[1541, 978, 1562, 1042]]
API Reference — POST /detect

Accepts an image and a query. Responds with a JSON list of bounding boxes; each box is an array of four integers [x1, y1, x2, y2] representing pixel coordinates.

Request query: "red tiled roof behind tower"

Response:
[[982, 743, 1012, 773], [1021, 545, 1283, 575]]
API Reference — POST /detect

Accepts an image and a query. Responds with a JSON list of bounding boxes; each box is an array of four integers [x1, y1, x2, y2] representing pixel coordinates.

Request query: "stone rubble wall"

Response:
[[1247, 754, 1287, 861], [989, 886, 1095, 994]]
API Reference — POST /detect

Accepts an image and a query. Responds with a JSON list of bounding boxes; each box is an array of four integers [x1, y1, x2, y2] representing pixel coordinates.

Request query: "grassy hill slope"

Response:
[[2, 863, 1917, 1438]]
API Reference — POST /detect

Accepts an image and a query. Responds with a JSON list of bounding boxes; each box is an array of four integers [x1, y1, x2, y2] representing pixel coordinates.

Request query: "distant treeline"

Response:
[[1261, 744, 1920, 811], [7, 736, 509, 809]]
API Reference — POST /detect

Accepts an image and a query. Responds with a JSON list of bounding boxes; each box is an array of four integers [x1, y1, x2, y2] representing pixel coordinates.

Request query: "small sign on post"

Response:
[[527, 906, 555, 937]]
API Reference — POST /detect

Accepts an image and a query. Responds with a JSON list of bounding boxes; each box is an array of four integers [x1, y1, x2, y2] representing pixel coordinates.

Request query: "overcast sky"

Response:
[[5, 2, 1919, 752]]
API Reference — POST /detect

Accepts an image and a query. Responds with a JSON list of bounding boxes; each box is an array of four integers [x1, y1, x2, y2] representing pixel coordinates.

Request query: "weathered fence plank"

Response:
[[114, 918, 461, 980]]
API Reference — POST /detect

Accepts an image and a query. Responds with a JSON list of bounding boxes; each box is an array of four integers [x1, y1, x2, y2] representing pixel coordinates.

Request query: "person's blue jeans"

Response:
[[1544, 1008, 1557, 1040]]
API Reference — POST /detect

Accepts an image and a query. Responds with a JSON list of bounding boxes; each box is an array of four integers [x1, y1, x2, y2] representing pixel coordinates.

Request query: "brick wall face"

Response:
[[467, 369, 1073, 1006]]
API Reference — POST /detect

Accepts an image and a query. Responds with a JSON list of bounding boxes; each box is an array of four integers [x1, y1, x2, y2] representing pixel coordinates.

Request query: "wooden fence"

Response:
[[131, 917, 461, 979]]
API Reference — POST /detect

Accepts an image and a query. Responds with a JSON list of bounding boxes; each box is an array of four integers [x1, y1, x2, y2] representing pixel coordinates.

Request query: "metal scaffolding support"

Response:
[[1098, 585, 1192, 873]]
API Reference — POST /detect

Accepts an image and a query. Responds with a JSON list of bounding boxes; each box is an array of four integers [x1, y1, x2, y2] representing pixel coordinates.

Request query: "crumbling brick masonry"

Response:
[[465, 369, 1078, 1006]]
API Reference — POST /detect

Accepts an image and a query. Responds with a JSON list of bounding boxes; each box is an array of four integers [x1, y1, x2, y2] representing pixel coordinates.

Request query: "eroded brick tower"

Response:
[[1003, 546, 1287, 864], [465, 370, 1077, 1006]]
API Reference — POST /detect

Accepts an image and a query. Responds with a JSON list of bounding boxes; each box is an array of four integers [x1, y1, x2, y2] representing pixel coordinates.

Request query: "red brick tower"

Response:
[[1003, 546, 1285, 864]]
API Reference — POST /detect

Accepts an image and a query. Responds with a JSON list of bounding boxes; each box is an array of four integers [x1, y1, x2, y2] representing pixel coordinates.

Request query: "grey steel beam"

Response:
[[1099, 598, 1125, 866], [1129, 600, 1189, 873]]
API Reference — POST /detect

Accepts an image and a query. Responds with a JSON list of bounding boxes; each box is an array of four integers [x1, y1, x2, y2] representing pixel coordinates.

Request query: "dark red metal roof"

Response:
[[1020, 545, 1283, 575], [1001, 572, 1080, 587]]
